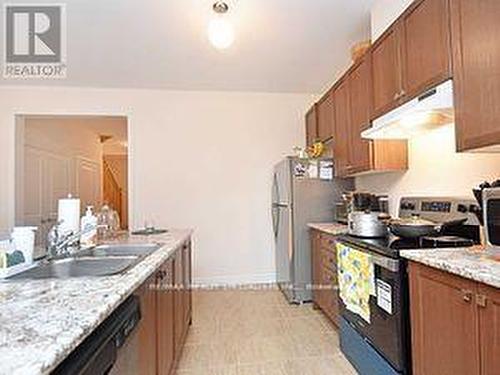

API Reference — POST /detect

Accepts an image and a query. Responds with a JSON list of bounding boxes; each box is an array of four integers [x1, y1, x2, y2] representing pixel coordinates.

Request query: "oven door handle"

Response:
[[370, 253, 399, 272], [338, 240, 400, 272]]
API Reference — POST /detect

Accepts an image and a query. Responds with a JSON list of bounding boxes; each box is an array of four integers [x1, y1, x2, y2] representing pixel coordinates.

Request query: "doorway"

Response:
[[15, 115, 129, 253]]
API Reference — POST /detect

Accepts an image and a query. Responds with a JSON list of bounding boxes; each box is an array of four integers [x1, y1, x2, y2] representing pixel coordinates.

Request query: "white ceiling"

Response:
[[0, 0, 374, 93]]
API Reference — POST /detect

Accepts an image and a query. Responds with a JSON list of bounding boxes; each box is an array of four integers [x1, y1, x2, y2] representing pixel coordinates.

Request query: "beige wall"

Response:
[[356, 124, 500, 216], [0, 86, 313, 284], [370, 0, 414, 40]]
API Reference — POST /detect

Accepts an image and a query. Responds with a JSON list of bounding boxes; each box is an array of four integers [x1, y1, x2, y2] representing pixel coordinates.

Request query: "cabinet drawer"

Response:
[[321, 266, 340, 326], [321, 247, 337, 273], [319, 233, 336, 251]]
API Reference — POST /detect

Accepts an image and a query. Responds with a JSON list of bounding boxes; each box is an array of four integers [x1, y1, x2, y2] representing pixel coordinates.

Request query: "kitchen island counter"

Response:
[[401, 247, 500, 289], [0, 229, 192, 375]]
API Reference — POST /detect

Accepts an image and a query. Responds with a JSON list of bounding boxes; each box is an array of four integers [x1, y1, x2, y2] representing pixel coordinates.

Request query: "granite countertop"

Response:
[[307, 222, 348, 236], [401, 247, 500, 289], [0, 229, 192, 375]]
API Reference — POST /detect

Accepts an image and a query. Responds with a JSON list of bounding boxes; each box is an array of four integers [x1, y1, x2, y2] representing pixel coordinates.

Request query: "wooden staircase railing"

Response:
[[103, 159, 124, 228]]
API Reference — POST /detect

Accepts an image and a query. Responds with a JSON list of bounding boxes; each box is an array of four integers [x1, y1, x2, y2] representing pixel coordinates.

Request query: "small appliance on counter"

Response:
[[346, 193, 390, 238], [337, 196, 481, 375], [482, 187, 500, 251]]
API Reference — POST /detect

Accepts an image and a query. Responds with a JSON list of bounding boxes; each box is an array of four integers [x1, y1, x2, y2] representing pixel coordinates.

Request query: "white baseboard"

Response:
[[193, 272, 276, 287]]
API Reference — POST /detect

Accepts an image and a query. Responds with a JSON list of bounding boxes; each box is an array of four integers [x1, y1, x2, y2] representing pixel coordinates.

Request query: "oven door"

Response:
[[338, 241, 410, 374]]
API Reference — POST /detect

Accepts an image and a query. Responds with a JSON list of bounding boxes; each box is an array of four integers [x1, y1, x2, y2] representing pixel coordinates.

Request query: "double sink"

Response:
[[10, 243, 162, 280]]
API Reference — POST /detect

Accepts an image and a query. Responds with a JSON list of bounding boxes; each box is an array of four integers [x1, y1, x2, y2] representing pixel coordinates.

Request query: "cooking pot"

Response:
[[348, 211, 390, 238], [386, 215, 467, 238]]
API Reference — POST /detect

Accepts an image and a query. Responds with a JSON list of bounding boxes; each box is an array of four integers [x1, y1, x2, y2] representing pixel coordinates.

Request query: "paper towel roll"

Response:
[[58, 195, 81, 235]]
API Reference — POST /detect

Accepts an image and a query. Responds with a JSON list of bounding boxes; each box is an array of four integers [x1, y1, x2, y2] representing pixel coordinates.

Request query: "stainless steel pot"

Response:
[[348, 211, 389, 238]]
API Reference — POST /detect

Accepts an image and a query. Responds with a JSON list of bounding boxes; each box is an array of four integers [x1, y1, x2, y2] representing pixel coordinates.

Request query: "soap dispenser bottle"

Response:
[[80, 206, 98, 246]]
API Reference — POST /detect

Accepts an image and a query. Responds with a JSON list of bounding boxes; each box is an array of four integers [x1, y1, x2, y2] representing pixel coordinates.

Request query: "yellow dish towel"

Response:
[[336, 242, 376, 323]]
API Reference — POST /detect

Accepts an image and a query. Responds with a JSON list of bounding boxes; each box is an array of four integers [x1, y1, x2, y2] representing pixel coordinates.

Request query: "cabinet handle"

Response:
[[393, 93, 400, 100], [462, 289, 473, 303], [400, 90, 406, 97], [476, 294, 487, 308]]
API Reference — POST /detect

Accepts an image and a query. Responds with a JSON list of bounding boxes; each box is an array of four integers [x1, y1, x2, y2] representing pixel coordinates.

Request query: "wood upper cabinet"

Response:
[[401, 0, 451, 98], [348, 55, 373, 174], [478, 284, 500, 375], [333, 78, 352, 177], [371, 0, 452, 119], [333, 61, 408, 178], [305, 105, 318, 146], [451, 0, 500, 151], [371, 25, 403, 118], [409, 262, 480, 375], [157, 259, 175, 375], [316, 89, 335, 141]]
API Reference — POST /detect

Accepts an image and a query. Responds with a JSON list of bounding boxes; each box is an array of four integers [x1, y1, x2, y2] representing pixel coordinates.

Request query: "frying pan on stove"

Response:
[[386, 215, 467, 238]]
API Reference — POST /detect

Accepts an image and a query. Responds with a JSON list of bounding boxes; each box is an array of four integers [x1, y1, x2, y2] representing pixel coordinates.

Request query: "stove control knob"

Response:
[[457, 204, 468, 213]]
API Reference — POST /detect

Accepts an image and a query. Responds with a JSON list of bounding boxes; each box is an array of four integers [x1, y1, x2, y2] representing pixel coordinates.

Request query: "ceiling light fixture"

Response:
[[208, 1, 234, 50]]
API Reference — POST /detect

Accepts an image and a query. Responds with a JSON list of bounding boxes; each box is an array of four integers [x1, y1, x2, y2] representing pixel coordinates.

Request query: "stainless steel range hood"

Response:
[[362, 80, 454, 140]]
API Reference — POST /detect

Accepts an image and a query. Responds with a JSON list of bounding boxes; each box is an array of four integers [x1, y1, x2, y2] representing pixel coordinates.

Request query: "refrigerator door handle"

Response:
[[272, 205, 280, 239]]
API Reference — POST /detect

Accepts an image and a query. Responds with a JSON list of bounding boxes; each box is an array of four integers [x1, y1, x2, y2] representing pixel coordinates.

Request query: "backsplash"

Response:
[[355, 124, 500, 216]]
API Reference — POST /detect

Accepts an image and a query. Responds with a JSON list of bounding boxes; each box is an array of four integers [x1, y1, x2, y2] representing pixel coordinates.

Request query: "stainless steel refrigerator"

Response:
[[271, 157, 352, 304]]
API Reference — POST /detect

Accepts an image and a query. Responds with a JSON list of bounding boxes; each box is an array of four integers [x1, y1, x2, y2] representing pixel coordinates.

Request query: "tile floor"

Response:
[[175, 288, 358, 375]]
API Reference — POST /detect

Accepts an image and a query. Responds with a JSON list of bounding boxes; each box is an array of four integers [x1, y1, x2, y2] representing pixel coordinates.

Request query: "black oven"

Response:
[[337, 237, 411, 374]]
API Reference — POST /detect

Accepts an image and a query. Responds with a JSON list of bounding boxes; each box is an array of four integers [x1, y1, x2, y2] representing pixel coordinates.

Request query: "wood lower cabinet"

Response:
[[135, 240, 192, 375], [408, 261, 500, 375], [478, 284, 500, 375], [311, 229, 340, 326], [136, 274, 158, 375], [451, 0, 500, 152], [157, 258, 175, 375]]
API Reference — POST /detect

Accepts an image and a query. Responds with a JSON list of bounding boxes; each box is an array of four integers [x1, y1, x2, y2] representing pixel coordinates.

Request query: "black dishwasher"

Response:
[[52, 295, 141, 375]]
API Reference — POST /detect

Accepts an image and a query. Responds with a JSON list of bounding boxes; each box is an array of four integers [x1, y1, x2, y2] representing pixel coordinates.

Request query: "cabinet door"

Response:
[[183, 241, 192, 327], [311, 230, 323, 308], [409, 262, 480, 375], [478, 284, 500, 375], [316, 89, 335, 141], [174, 249, 186, 355], [321, 266, 339, 326], [305, 106, 318, 146], [333, 79, 352, 177], [348, 56, 373, 174], [451, 0, 500, 151], [135, 275, 157, 375], [371, 25, 403, 118], [157, 259, 175, 375], [401, 0, 451, 99]]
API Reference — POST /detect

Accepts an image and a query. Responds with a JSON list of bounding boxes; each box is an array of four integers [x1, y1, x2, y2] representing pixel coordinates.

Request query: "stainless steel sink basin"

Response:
[[79, 243, 162, 257], [10, 256, 140, 280], [8, 243, 162, 280]]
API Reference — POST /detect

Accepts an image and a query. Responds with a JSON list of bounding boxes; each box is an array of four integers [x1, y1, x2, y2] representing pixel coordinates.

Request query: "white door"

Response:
[[76, 157, 102, 212], [23, 147, 72, 251]]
